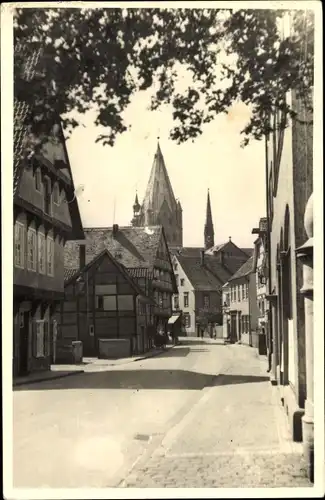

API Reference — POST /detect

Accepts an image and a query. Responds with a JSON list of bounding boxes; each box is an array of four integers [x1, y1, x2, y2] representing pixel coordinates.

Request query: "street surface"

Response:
[[13, 338, 311, 489]]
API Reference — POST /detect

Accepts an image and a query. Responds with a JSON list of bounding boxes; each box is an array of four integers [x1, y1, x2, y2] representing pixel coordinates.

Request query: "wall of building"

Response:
[[224, 276, 257, 345], [14, 211, 65, 293], [17, 166, 72, 228], [267, 88, 307, 415], [172, 256, 196, 335], [58, 255, 149, 358]]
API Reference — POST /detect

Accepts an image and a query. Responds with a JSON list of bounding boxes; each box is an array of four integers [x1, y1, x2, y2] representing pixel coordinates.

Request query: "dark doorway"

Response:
[[230, 314, 237, 342], [19, 311, 29, 376]]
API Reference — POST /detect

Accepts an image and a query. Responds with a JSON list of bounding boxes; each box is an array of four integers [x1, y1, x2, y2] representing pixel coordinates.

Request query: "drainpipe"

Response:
[[264, 134, 275, 380], [296, 192, 314, 482]]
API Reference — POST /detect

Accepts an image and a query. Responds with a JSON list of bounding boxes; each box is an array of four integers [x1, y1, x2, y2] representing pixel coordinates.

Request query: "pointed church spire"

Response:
[[132, 140, 182, 247], [133, 192, 140, 210], [142, 140, 177, 220], [204, 189, 214, 250]]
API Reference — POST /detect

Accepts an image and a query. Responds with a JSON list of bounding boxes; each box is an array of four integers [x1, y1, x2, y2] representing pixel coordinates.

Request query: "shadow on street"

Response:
[[214, 374, 270, 386], [13, 370, 270, 392]]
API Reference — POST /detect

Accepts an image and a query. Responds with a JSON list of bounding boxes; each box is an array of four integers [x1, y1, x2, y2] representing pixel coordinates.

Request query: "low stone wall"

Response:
[[56, 341, 83, 364], [98, 338, 131, 359]]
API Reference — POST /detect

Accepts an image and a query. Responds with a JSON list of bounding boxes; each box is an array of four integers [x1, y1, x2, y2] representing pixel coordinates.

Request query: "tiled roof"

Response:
[[64, 267, 79, 283], [174, 247, 204, 257], [205, 242, 228, 254], [177, 255, 225, 292], [240, 248, 254, 257], [64, 225, 163, 270], [127, 268, 153, 279], [228, 256, 254, 282], [64, 250, 151, 300], [203, 256, 233, 284], [14, 45, 42, 196]]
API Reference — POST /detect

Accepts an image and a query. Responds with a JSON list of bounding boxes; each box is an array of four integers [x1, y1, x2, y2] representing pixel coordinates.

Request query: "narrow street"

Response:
[[13, 339, 311, 489]]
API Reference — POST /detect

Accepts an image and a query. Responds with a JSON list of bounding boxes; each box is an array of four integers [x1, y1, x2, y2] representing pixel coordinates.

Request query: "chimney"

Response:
[[200, 250, 205, 266], [79, 243, 86, 270], [113, 224, 119, 237]]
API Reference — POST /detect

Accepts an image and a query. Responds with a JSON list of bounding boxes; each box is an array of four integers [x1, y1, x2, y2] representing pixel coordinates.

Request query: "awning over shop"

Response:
[[168, 314, 181, 325]]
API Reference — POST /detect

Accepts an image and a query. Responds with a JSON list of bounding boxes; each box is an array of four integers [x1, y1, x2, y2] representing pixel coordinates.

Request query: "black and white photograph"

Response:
[[1, 1, 323, 497]]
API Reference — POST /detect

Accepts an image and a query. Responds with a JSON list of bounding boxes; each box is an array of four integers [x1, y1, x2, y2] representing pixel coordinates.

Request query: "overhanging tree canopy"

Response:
[[14, 7, 314, 149]]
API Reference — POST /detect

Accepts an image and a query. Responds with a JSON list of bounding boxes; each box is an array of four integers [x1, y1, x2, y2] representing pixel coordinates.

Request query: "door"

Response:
[[19, 311, 29, 376]]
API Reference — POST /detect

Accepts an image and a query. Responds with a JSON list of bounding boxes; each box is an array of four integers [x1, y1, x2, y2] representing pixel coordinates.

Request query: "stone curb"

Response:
[[131, 343, 176, 363], [13, 370, 85, 387]]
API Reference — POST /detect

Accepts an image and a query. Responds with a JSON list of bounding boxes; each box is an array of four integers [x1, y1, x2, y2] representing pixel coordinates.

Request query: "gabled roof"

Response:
[[228, 256, 254, 282], [141, 142, 178, 219], [176, 255, 225, 292], [64, 267, 79, 283], [65, 225, 164, 270], [14, 45, 42, 196], [240, 248, 254, 257], [14, 43, 84, 240], [64, 249, 153, 302], [174, 247, 204, 257], [203, 256, 234, 284]]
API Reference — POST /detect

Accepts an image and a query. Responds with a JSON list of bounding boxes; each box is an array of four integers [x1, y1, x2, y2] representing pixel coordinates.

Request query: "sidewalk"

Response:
[[121, 343, 312, 488], [13, 367, 84, 387], [13, 343, 175, 386]]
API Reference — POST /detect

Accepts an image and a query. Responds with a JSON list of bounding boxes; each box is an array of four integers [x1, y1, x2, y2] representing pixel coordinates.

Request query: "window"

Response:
[[203, 295, 210, 309], [53, 182, 60, 205], [96, 295, 117, 310], [238, 286, 241, 302], [27, 227, 37, 271], [184, 292, 189, 308], [95, 284, 117, 295], [261, 299, 265, 315], [35, 321, 45, 358], [175, 274, 179, 286], [38, 233, 46, 274], [180, 278, 185, 286], [158, 293, 163, 307], [174, 295, 179, 310], [173, 262, 178, 271], [184, 313, 191, 328], [118, 295, 134, 311], [14, 221, 25, 268], [230, 287, 233, 302], [43, 177, 52, 215], [35, 168, 42, 192], [234, 286, 237, 302], [47, 237, 54, 276]]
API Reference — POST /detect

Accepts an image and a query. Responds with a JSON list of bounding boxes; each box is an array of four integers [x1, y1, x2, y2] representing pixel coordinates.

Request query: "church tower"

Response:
[[204, 189, 214, 250], [131, 140, 183, 248]]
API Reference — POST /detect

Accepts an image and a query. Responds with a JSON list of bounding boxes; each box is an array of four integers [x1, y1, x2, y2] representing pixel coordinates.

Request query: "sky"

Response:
[[66, 73, 266, 250]]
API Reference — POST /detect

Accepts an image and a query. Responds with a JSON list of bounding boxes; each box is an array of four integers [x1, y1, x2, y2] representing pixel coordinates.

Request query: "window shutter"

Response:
[[32, 321, 37, 358], [44, 321, 49, 357]]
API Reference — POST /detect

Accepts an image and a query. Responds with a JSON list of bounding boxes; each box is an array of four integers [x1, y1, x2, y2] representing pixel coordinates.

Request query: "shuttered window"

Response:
[[14, 221, 25, 268]]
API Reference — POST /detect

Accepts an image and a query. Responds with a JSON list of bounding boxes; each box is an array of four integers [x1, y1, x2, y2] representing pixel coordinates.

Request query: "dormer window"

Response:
[[53, 182, 60, 205], [35, 168, 42, 192]]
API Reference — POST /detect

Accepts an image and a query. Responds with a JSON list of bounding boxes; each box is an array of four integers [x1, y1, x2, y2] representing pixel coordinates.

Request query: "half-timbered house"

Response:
[[13, 46, 84, 377]]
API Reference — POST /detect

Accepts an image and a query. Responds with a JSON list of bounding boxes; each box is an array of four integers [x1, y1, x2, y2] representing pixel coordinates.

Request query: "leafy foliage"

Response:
[[14, 7, 314, 148]]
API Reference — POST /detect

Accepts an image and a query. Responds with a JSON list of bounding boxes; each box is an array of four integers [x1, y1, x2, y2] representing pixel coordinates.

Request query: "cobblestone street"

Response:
[[121, 342, 311, 489], [13, 338, 312, 490]]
